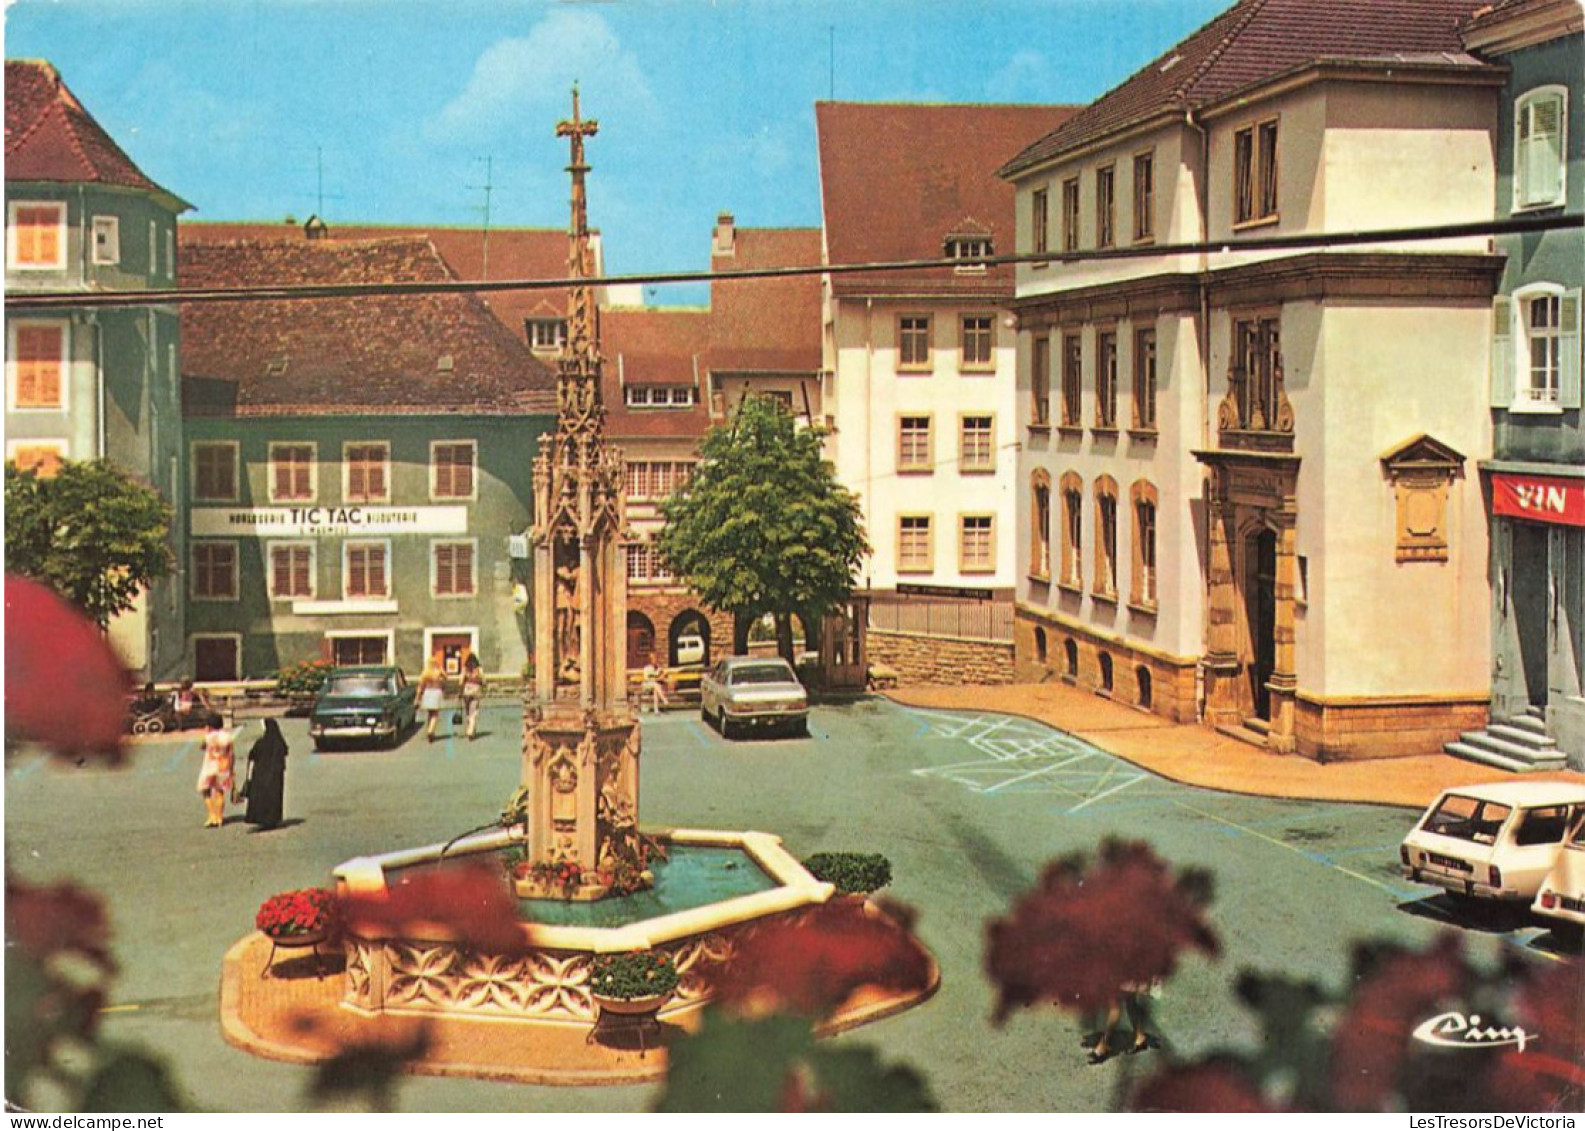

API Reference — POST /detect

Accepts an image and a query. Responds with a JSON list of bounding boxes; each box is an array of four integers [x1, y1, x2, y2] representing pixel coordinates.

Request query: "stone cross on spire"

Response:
[[557, 84, 599, 365]]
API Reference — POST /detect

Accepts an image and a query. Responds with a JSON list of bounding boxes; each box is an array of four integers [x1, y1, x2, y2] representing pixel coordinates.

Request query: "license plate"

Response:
[[1426, 852, 1473, 873]]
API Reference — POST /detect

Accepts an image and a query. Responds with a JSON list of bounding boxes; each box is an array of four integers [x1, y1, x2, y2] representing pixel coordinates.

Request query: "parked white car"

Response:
[[675, 633, 706, 667], [700, 656, 809, 740], [1534, 809, 1585, 942], [1400, 781, 1585, 903]]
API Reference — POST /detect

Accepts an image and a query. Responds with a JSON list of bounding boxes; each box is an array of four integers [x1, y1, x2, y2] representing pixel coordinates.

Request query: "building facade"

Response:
[[817, 102, 1076, 651], [1463, 0, 1585, 769], [1002, 0, 1506, 759], [5, 59, 192, 677], [178, 235, 555, 679]]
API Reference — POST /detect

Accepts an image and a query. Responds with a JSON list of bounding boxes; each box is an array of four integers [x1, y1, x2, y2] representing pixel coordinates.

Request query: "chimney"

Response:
[[304, 215, 328, 240], [712, 212, 736, 257]]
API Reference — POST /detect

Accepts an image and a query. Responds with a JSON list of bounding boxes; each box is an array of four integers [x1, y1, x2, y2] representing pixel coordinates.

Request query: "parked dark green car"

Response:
[[307, 665, 418, 750]]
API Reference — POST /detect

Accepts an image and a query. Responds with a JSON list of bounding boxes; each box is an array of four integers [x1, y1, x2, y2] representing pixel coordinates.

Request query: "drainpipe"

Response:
[[1185, 107, 1212, 724], [863, 297, 874, 578]]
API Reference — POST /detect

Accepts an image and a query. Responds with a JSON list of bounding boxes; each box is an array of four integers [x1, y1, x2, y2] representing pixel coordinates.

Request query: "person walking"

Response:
[[238, 718, 289, 829], [418, 658, 447, 743], [195, 713, 235, 828], [459, 653, 485, 741]]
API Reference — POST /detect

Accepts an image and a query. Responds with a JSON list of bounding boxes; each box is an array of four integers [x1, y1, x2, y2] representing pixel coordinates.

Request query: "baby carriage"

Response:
[[126, 688, 179, 735]]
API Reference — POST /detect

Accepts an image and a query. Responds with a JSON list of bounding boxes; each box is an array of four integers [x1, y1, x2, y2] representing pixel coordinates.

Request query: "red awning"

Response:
[[1492, 473, 1585, 527]]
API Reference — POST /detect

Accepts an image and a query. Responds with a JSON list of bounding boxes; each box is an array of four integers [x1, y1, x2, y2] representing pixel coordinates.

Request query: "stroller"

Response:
[[125, 687, 179, 735]]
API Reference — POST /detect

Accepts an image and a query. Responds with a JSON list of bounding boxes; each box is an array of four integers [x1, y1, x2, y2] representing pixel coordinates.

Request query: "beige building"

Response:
[[816, 102, 1076, 645], [1001, 0, 1505, 759]]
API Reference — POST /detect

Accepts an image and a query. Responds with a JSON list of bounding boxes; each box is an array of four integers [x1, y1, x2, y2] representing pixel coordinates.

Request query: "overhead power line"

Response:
[[6, 213, 1579, 312]]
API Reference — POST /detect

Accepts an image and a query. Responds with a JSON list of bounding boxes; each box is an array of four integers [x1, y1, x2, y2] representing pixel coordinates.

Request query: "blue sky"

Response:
[[6, 0, 1227, 302]]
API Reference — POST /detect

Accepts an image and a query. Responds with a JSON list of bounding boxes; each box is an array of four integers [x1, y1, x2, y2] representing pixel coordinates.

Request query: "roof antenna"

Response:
[[828, 26, 835, 100], [468, 155, 496, 283]]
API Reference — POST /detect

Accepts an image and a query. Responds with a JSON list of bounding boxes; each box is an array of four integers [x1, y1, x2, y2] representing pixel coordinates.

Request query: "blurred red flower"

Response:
[[710, 898, 933, 1017], [985, 839, 1219, 1020], [1328, 933, 1471, 1111], [5, 575, 129, 762], [1132, 1058, 1278, 1113], [1482, 956, 1585, 1111], [338, 864, 530, 954]]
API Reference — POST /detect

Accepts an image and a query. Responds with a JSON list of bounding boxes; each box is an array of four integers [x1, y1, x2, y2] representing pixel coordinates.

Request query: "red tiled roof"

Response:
[[1003, 0, 1494, 177], [182, 221, 575, 331], [601, 307, 713, 440], [817, 102, 1078, 299], [710, 227, 823, 373], [5, 60, 190, 210], [178, 237, 555, 416]]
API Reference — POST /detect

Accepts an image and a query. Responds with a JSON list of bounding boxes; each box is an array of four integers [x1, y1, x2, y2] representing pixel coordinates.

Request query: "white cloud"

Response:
[[984, 49, 1050, 102], [424, 9, 656, 146]]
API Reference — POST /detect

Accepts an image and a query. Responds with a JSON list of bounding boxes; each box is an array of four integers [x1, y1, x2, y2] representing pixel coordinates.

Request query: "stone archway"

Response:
[[668, 610, 711, 668], [1197, 452, 1300, 752], [626, 611, 656, 671]]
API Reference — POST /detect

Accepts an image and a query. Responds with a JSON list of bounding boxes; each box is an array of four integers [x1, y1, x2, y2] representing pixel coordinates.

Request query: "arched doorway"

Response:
[[1244, 527, 1278, 721], [669, 611, 711, 668], [626, 612, 656, 671]]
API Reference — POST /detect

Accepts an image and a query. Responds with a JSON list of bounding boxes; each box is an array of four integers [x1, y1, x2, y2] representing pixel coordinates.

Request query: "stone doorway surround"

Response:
[[1194, 450, 1300, 754]]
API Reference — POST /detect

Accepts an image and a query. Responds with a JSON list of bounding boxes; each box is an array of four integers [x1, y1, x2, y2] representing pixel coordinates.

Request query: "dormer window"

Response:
[[625, 385, 695, 409], [945, 228, 992, 273], [526, 318, 568, 352]]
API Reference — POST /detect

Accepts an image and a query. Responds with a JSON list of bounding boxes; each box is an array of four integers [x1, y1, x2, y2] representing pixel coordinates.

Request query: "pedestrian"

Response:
[[195, 713, 235, 828], [1084, 982, 1158, 1064], [172, 678, 211, 730], [418, 658, 446, 743], [238, 718, 289, 829], [459, 653, 485, 741], [640, 660, 670, 715]]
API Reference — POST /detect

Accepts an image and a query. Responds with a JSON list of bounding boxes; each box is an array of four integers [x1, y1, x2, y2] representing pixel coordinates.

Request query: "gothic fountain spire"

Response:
[[519, 88, 639, 900]]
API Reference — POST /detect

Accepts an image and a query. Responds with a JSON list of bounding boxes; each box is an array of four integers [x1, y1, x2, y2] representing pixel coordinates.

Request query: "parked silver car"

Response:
[[700, 656, 809, 739]]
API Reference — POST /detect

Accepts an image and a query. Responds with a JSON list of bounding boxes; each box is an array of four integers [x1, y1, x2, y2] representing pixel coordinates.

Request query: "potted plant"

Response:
[[802, 852, 892, 899], [274, 659, 333, 714], [255, 886, 336, 944], [588, 949, 680, 1014]]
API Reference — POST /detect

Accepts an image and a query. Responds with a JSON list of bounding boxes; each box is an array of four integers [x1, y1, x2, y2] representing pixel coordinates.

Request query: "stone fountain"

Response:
[[330, 91, 838, 1032]]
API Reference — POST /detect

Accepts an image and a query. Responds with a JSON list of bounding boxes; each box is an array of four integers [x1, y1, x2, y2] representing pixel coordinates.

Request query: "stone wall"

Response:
[[1014, 606, 1199, 722], [867, 629, 1015, 686], [1295, 694, 1489, 762]]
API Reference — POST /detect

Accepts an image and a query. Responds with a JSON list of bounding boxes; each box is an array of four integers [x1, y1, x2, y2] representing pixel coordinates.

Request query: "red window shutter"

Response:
[[370, 547, 386, 595], [457, 544, 473, 594], [435, 545, 453, 594], [293, 548, 310, 596]]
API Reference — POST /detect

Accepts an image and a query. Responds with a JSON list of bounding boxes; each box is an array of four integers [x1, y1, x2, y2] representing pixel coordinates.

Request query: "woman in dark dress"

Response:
[[240, 719, 289, 828]]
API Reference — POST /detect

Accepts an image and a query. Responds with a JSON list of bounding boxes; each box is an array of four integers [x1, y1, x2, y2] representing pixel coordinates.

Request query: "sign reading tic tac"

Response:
[[190, 505, 469, 538], [1491, 474, 1585, 528]]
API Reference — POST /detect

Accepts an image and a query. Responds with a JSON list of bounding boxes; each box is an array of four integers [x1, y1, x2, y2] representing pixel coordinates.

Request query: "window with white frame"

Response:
[[1060, 332, 1083, 428], [345, 541, 390, 599], [8, 440, 67, 477], [899, 315, 932, 369], [626, 460, 694, 500], [898, 514, 933, 573], [961, 315, 994, 369], [193, 442, 239, 502], [625, 385, 695, 408], [91, 216, 120, 265], [345, 442, 390, 503], [432, 541, 476, 597], [9, 321, 67, 410], [1031, 188, 1049, 257], [1515, 87, 1567, 211], [1131, 481, 1159, 611], [959, 415, 995, 473], [947, 235, 991, 271], [192, 541, 239, 600], [8, 202, 66, 269], [1096, 165, 1116, 248], [960, 514, 995, 574], [1094, 477, 1119, 599], [268, 542, 315, 600], [1031, 334, 1051, 427], [898, 415, 933, 472], [1133, 326, 1158, 431], [431, 441, 476, 499], [1061, 178, 1080, 252], [527, 318, 568, 352], [1494, 287, 1582, 411], [1031, 471, 1052, 581], [1096, 330, 1118, 429], [1059, 472, 1083, 589], [269, 443, 315, 502], [1133, 151, 1155, 242], [625, 542, 674, 583]]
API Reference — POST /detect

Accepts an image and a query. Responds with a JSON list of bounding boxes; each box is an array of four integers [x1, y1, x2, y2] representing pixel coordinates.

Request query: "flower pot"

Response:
[[265, 928, 327, 948], [591, 991, 671, 1016]]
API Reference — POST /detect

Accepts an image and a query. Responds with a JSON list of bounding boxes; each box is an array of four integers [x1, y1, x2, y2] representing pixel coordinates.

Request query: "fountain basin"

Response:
[[332, 828, 834, 1024]]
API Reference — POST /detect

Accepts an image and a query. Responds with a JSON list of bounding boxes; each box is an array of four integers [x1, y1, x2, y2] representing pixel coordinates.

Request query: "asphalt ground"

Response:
[[4, 697, 1569, 1112]]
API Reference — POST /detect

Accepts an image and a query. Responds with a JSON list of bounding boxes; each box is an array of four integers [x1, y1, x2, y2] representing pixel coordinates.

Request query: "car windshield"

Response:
[[1422, 795, 1512, 845], [729, 663, 796, 687], [325, 674, 392, 697]]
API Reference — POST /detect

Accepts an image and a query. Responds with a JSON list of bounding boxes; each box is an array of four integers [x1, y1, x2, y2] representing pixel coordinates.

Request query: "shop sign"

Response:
[[191, 505, 469, 537], [1492, 474, 1585, 527]]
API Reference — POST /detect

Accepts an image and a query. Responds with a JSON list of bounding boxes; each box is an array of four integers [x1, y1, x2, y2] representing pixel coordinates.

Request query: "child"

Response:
[[195, 714, 235, 828]]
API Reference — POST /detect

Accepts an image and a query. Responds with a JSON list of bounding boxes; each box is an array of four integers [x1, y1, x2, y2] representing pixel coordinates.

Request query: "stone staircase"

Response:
[[1444, 706, 1567, 772]]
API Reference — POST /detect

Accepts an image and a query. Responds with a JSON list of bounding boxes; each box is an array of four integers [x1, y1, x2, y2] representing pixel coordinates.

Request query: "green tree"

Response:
[[5, 459, 174, 628], [658, 395, 869, 662]]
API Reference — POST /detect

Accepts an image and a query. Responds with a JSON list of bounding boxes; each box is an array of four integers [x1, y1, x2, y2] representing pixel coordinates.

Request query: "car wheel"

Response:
[[721, 715, 739, 741], [792, 717, 809, 738], [700, 706, 711, 728]]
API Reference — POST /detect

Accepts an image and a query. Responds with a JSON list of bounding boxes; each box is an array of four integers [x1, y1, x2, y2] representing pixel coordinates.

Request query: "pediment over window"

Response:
[[1379, 433, 1466, 477], [1380, 433, 1465, 563]]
